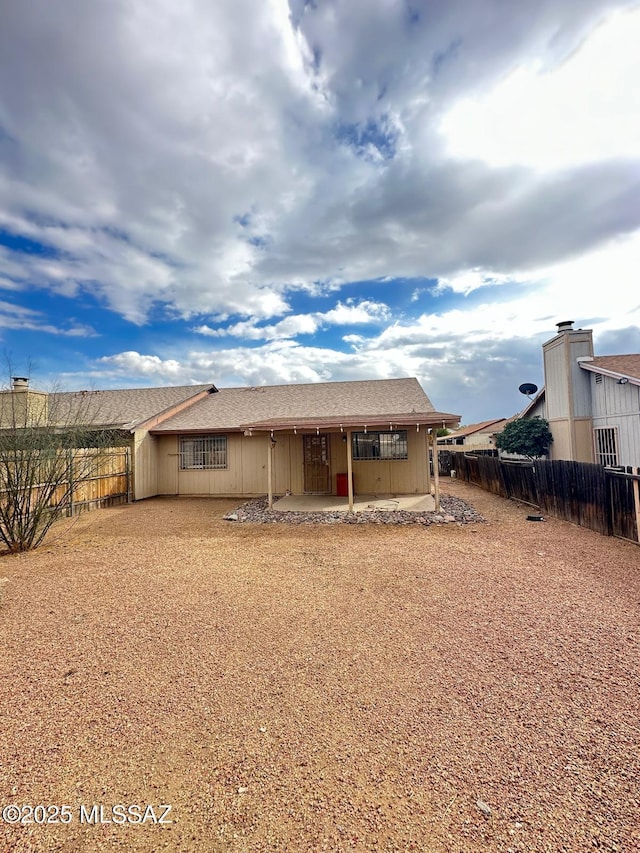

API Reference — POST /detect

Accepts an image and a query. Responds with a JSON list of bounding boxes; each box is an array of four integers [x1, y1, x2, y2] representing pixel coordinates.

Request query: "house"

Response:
[[148, 378, 460, 508], [1, 376, 460, 509], [520, 321, 640, 467], [437, 418, 507, 450], [517, 387, 546, 421], [576, 354, 640, 467]]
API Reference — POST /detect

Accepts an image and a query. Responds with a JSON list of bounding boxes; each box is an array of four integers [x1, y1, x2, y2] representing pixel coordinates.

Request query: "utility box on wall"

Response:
[[336, 472, 354, 497]]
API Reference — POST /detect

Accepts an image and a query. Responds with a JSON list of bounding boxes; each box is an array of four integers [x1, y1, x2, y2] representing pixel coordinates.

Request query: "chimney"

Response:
[[542, 320, 594, 463], [12, 377, 29, 391]]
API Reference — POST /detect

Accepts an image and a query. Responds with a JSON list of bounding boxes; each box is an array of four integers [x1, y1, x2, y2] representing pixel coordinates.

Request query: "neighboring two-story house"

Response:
[[522, 321, 640, 467]]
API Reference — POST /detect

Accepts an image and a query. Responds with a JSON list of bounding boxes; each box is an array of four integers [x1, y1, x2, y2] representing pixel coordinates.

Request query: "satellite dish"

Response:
[[519, 382, 538, 397]]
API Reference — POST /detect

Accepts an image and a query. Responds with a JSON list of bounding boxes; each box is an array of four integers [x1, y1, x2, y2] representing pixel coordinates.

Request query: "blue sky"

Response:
[[1, 0, 639, 424]]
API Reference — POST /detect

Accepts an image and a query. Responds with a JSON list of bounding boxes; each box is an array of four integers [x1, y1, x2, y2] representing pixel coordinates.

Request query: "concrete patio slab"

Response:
[[271, 493, 436, 513]]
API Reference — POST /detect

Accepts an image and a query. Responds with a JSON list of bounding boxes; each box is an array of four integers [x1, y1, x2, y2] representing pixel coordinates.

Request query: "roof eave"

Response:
[[518, 388, 546, 418], [238, 412, 461, 432], [443, 417, 507, 439], [132, 386, 217, 431], [150, 412, 461, 435], [579, 362, 640, 386]]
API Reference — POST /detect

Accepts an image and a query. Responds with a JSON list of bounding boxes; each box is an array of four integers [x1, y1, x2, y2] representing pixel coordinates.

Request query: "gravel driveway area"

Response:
[[0, 481, 638, 852]]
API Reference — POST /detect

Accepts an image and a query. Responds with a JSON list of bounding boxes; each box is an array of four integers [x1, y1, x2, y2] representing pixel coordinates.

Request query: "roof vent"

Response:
[[12, 377, 29, 391], [556, 320, 574, 332]]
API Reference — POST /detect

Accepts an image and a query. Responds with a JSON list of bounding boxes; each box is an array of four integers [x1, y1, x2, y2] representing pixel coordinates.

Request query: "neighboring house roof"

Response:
[[438, 417, 507, 442], [579, 354, 640, 385], [51, 384, 215, 431], [151, 377, 460, 433]]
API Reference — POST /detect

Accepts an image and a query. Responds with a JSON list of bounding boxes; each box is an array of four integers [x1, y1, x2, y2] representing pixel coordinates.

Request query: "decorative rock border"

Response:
[[223, 493, 485, 525]]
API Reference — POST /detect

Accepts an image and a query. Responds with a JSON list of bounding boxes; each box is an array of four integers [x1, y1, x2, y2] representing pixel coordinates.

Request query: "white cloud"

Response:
[[1, 0, 637, 327], [321, 299, 390, 325], [97, 352, 184, 379], [194, 314, 320, 341], [436, 270, 519, 296], [440, 7, 640, 171], [0, 299, 95, 337], [1, 0, 639, 426], [193, 299, 390, 340]]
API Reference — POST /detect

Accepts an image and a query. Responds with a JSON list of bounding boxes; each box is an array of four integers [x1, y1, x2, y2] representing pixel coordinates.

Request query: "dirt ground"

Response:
[[0, 481, 638, 853]]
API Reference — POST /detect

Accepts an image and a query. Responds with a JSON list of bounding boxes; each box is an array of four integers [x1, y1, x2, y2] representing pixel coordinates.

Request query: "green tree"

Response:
[[496, 417, 553, 459]]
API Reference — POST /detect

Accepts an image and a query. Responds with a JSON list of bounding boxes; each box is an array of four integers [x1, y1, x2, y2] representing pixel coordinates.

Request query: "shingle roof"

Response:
[[441, 417, 507, 440], [151, 378, 460, 433], [51, 384, 215, 430], [581, 355, 640, 382]]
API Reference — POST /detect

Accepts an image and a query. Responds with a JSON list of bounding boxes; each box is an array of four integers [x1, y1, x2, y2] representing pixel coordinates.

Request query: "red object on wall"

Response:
[[336, 472, 354, 497]]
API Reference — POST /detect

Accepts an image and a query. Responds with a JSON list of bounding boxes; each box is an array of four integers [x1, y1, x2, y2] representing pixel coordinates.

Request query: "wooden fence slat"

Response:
[[0, 446, 131, 519], [438, 450, 637, 543]]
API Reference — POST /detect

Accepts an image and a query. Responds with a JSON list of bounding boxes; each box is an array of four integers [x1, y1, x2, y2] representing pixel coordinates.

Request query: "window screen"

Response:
[[179, 435, 227, 469], [352, 430, 408, 460], [593, 428, 618, 467]]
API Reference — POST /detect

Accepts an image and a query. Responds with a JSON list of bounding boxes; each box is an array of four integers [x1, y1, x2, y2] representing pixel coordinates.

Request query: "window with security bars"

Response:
[[352, 430, 408, 460], [179, 435, 227, 469], [594, 427, 618, 467]]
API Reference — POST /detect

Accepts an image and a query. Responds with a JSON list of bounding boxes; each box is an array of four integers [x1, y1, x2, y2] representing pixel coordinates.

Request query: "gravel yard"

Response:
[[0, 480, 638, 852]]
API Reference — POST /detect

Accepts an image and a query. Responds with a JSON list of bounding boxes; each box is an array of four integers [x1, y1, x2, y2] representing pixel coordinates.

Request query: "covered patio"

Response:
[[240, 409, 460, 513]]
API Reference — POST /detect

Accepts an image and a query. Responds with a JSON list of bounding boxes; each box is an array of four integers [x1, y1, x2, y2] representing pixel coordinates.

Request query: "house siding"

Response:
[[132, 429, 158, 500], [544, 334, 593, 420], [457, 429, 498, 449], [591, 374, 640, 466], [544, 340, 570, 420], [154, 428, 430, 497], [352, 429, 428, 494], [543, 329, 594, 463], [526, 397, 546, 419]]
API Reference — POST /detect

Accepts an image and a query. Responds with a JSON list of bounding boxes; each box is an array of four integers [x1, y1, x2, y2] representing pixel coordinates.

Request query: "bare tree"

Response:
[[0, 375, 121, 553]]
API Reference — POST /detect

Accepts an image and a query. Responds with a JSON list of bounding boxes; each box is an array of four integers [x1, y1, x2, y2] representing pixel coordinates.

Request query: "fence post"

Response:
[[126, 446, 132, 503], [67, 449, 74, 517], [633, 466, 640, 543]]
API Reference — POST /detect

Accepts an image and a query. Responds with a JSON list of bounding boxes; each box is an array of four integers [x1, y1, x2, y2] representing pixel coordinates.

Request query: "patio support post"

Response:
[[346, 429, 354, 512], [432, 429, 441, 512], [424, 426, 431, 493], [267, 436, 274, 509]]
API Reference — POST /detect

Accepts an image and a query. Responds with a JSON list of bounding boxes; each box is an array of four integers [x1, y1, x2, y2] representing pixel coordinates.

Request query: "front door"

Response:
[[303, 434, 331, 493]]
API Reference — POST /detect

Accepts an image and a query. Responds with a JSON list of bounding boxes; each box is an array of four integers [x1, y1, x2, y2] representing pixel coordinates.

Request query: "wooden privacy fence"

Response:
[[2, 446, 131, 517], [439, 450, 640, 544], [56, 446, 131, 515]]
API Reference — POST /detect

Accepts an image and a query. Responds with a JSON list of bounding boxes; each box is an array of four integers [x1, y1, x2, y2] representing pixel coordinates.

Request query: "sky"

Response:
[[0, 0, 639, 425]]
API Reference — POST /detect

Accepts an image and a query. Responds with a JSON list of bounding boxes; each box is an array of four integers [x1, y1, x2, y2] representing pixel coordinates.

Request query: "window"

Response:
[[594, 427, 618, 467], [352, 430, 408, 460], [179, 435, 227, 470]]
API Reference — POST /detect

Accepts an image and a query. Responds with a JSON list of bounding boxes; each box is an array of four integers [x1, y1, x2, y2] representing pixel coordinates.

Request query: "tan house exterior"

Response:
[[541, 321, 595, 463], [2, 377, 459, 509], [148, 378, 460, 508], [0, 377, 50, 427], [437, 418, 507, 450]]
